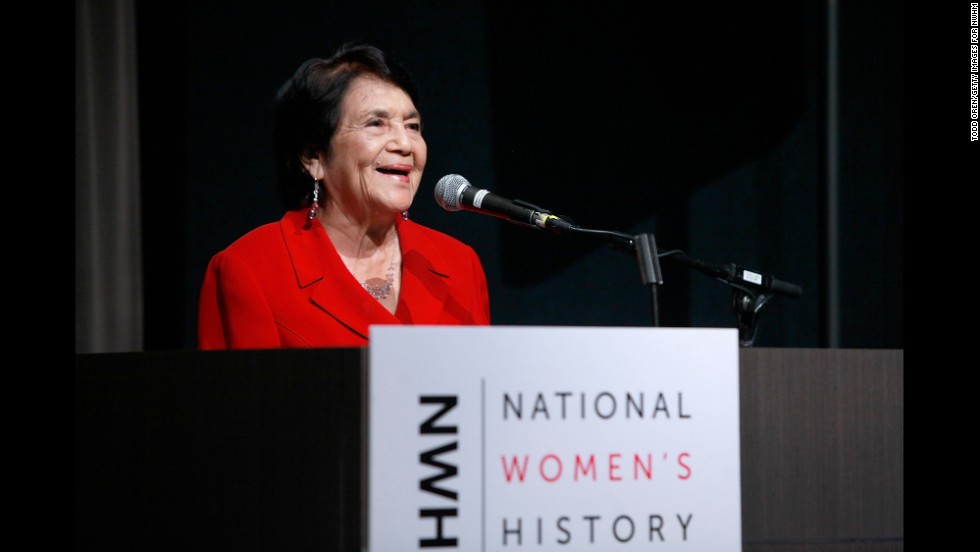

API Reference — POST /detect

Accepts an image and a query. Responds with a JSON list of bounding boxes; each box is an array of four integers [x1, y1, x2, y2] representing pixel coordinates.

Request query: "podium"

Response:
[[76, 346, 902, 551]]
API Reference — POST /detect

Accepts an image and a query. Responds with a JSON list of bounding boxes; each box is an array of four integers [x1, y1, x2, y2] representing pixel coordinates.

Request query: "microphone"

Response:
[[675, 255, 803, 299], [723, 264, 802, 299], [434, 174, 573, 232]]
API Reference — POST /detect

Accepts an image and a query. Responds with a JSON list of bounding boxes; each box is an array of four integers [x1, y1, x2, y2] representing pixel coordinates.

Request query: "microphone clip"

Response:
[[504, 199, 547, 230], [512, 199, 576, 233], [512, 199, 551, 214]]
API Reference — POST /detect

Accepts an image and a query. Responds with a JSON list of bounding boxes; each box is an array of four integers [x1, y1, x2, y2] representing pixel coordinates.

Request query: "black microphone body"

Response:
[[434, 174, 573, 231], [456, 182, 539, 226]]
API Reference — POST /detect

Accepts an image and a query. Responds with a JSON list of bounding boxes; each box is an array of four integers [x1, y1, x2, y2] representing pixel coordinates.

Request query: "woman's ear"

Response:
[[300, 149, 324, 180]]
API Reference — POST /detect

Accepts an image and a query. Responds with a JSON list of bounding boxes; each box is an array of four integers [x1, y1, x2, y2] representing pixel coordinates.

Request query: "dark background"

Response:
[[135, 0, 903, 351]]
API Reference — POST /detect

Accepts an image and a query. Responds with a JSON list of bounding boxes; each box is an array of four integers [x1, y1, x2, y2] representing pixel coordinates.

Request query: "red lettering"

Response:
[[634, 453, 652, 480], [609, 453, 622, 481], [677, 452, 691, 480], [539, 454, 562, 482], [503, 452, 681, 482], [574, 455, 596, 481], [501, 455, 529, 482]]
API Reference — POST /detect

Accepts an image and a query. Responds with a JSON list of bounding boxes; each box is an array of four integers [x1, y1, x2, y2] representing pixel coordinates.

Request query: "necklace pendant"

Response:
[[356, 234, 399, 302], [361, 263, 396, 301]]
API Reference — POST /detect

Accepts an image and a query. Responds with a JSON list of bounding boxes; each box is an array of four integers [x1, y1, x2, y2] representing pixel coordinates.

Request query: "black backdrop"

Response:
[[136, 0, 903, 351]]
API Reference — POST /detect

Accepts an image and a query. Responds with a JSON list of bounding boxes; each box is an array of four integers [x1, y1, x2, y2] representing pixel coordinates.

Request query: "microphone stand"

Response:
[[531, 209, 799, 344], [660, 254, 769, 346]]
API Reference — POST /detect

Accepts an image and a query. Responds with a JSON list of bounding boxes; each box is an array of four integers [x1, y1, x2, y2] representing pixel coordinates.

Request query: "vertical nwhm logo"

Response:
[[419, 395, 459, 548]]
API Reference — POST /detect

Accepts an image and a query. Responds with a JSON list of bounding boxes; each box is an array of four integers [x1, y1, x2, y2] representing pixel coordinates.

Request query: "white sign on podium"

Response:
[[367, 326, 741, 551]]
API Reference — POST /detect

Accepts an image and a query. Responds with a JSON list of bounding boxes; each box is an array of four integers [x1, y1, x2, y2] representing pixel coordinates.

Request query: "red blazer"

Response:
[[197, 209, 490, 349]]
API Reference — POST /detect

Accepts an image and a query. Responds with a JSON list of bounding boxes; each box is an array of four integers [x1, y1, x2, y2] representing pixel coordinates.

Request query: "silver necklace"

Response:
[[361, 261, 396, 300], [359, 234, 398, 300]]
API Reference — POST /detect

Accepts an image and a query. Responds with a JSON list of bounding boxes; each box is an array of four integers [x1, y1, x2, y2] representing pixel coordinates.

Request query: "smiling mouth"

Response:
[[377, 168, 410, 177]]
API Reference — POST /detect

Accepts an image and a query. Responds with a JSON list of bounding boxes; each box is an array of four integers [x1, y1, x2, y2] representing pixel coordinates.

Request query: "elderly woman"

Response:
[[197, 43, 490, 349]]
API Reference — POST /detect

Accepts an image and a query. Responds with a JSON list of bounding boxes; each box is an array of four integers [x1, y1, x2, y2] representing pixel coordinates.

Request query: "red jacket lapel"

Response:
[[278, 210, 456, 337]]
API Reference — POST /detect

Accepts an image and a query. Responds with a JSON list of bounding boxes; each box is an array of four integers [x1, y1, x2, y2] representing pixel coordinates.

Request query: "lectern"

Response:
[[76, 345, 902, 551]]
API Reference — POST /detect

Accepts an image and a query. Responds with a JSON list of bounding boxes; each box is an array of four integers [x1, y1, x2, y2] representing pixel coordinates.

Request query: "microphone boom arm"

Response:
[[547, 221, 802, 345], [546, 222, 663, 326]]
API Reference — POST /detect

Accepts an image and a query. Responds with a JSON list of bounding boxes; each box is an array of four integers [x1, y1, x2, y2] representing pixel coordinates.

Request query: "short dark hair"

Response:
[[272, 43, 421, 209]]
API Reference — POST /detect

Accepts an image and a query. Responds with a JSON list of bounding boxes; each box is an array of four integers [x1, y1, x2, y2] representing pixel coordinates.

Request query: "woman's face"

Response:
[[321, 74, 426, 219]]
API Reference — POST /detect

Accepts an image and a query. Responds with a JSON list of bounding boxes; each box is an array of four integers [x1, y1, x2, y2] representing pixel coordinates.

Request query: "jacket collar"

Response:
[[279, 209, 452, 338]]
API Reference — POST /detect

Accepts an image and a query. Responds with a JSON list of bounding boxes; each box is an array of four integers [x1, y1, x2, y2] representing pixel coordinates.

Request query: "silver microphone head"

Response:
[[434, 174, 470, 211]]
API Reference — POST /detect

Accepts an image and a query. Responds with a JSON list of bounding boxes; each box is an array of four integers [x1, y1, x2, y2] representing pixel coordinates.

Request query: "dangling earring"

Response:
[[307, 179, 320, 221]]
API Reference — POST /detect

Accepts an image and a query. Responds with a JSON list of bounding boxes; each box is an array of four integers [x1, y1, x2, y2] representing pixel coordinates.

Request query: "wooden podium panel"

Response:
[[739, 348, 904, 552], [75, 348, 365, 551], [76, 346, 903, 551]]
